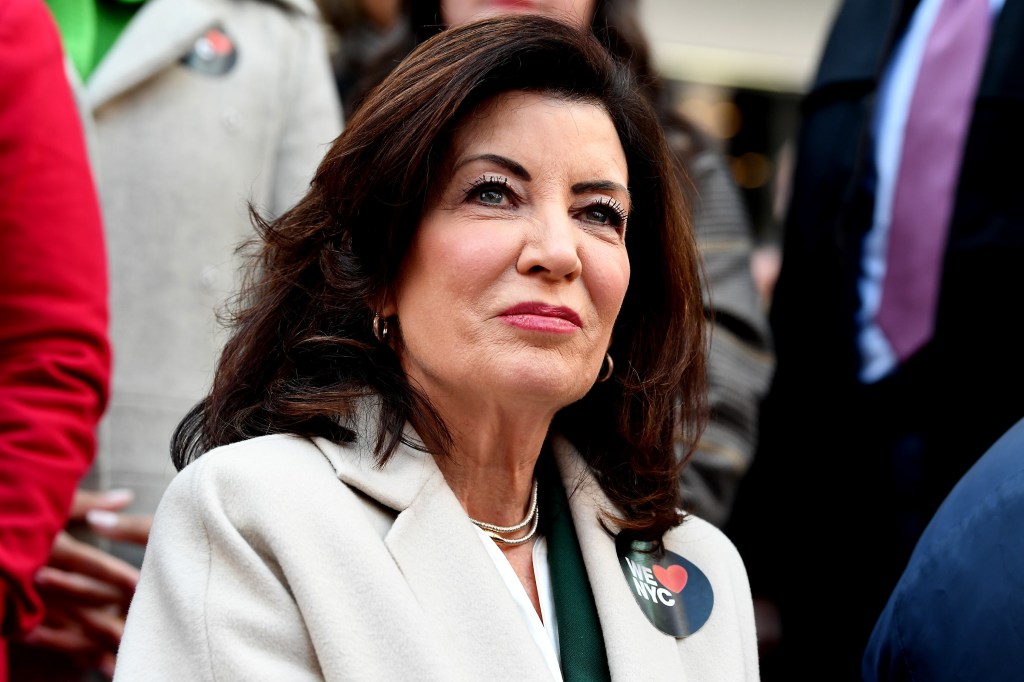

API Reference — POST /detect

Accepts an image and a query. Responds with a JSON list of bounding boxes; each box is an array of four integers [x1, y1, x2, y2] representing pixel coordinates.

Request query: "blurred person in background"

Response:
[[0, 0, 110, 678], [345, 0, 773, 529], [316, 0, 402, 119], [726, 0, 1024, 677], [12, 0, 342, 677]]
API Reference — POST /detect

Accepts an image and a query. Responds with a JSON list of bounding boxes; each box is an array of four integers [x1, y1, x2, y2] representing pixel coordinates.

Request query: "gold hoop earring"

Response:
[[372, 313, 390, 343], [596, 352, 614, 383]]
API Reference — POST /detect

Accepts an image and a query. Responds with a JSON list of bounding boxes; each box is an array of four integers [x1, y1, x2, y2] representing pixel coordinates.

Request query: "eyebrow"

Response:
[[454, 154, 532, 181], [572, 180, 630, 201], [456, 153, 629, 202]]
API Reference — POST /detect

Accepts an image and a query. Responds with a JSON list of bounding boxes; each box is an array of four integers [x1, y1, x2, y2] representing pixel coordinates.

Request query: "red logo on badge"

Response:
[[201, 29, 233, 57], [184, 26, 238, 75], [653, 564, 688, 593]]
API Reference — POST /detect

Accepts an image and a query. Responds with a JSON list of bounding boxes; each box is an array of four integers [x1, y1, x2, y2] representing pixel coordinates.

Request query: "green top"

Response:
[[45, 0, 146, 81]]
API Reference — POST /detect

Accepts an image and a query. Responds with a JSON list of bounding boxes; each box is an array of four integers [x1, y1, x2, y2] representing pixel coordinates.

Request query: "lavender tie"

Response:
[[877, 0, 993, 361]]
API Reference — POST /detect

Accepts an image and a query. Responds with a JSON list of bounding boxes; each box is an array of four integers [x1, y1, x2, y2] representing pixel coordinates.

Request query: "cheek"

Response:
[[588, 249, 631, 322], [397, 226, 513, 320]]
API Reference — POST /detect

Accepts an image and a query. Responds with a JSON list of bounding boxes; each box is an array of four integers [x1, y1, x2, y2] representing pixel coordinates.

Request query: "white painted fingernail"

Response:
[[103, 488, 134, 504], [87, 509, 120, 528]]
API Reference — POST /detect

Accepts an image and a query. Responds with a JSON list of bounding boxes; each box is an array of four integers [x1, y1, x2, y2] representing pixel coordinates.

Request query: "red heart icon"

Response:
[[653, 564, 688, 593]]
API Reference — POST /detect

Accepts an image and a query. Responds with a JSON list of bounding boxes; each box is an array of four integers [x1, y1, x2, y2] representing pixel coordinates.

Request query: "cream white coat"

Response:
[[115, 422, 759, 681]]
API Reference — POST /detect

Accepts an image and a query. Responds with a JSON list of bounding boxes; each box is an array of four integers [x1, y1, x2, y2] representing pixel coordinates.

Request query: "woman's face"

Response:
[[388, 91, 630, 413], [441, 0, 596, 30]]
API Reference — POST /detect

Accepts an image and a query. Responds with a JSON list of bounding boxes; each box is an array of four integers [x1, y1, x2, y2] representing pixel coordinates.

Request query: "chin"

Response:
[[495, 363, 595, 407]]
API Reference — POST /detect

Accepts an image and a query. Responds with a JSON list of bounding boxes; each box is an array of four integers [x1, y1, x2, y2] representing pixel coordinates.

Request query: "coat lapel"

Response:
[[385, 471, 552, 680], [810, 0, 907, 92], [977, 0, 1024, 99], [316, 427, 552, 681], [551, 438, 686, 682], [86, 0, 220, 111]]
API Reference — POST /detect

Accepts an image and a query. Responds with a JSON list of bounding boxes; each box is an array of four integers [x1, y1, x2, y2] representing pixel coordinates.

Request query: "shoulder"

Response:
[[664, 514, 759, 676], [175, 433, 332, 485], [163, 434, 359, 531], [904, 417, 1024, 564], [863, 419, 1024, 679], [664, 514, 750, 587]]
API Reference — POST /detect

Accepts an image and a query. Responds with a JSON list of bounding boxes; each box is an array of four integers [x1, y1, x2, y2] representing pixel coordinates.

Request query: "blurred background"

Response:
[[638, 0, 842, 261]]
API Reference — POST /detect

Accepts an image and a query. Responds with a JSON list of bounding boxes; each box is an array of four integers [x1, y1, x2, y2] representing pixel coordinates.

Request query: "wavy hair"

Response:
[[172, 14, 706, 541]]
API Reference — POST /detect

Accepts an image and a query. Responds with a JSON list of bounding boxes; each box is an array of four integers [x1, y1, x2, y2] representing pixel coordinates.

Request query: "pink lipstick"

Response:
[[499, 302, 582, 333]]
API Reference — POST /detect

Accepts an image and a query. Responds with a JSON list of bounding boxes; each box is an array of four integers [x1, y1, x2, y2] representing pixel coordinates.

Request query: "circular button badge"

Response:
[[616, 536, 714, 637]]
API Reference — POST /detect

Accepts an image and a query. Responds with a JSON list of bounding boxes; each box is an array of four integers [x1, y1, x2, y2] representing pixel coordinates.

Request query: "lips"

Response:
[[499, 302, 582, 333]]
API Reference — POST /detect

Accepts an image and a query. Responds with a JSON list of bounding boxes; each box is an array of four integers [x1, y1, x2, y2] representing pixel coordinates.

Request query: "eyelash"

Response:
[[585, 197, 628, 228], [464, 176, 513, 205], [463, 176, 627, 230]]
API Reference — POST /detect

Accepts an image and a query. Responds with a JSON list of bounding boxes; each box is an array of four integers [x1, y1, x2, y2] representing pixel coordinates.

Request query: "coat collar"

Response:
[[84, 0, 320, 111], [312, 412, 687, 681], [86, 0, 220, 111]]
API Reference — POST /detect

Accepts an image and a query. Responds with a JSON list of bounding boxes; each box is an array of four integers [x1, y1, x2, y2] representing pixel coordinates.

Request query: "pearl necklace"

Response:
[[469, 479, 540, 546]]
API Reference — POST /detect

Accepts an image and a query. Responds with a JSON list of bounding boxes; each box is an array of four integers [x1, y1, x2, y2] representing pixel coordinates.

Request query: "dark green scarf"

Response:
[[541, 457, 612, 682]]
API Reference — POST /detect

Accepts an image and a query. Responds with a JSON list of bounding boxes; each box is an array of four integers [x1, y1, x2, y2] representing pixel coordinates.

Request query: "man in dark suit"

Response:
[[726, 0, 1024, 677]]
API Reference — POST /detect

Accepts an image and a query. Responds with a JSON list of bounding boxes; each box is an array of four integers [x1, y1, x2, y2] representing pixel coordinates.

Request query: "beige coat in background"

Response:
[[114, 424, 759, 681], [75, 0, 342, 530]]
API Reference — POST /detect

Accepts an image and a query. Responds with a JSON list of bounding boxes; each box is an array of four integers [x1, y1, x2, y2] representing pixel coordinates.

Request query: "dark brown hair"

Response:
[[172, 14, 706, 541]]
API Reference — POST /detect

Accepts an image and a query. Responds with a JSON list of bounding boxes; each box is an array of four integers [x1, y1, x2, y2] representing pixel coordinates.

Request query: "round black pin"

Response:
[[616, 536, 714, 637]]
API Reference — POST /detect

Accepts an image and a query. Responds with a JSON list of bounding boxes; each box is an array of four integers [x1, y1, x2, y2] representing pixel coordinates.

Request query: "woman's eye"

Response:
[[477, 188, 506, 205], [582, 200, 626, 228], [585, 207, 613, 224], [466, 177, 512, 207]]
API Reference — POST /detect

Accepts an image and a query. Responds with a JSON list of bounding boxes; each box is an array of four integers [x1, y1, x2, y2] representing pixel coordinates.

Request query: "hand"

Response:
[[70, 487, 153, 546], [13, 488, 151, 678], [17, 530, 139, 677]]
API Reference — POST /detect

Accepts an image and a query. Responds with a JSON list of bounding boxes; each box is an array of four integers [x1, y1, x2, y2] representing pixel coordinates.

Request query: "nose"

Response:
[[516, 209, 583, 282]]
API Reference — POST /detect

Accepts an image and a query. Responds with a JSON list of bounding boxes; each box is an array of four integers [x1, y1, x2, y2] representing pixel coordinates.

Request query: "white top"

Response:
[[476, 530, 563, 681], [857, 0, 1004, 382]]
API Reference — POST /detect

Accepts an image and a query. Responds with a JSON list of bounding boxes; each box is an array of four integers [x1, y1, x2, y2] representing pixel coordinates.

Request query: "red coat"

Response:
[[0, 0, 110, 675]]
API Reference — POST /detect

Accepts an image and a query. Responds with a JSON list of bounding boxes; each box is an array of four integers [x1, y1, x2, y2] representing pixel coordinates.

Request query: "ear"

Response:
[[378, 291, 397, 318]]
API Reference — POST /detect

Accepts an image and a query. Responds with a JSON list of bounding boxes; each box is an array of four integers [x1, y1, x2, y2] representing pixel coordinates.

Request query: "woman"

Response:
[[115, 15, 758, 681], [342, 0, 774, 528]]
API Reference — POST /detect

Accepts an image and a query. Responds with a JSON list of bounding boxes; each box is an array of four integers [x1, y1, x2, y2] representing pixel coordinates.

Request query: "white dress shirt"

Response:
[[477, 530, 563, 681], [857, 0, 1003, 382]]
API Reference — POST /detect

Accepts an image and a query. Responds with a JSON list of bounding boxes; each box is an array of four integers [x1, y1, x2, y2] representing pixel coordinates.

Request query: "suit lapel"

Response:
[[552, 438, 685, 682], [810, 0, 909, 92], [977, 0, 1024, 99], [86, 0, 220, 111]]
